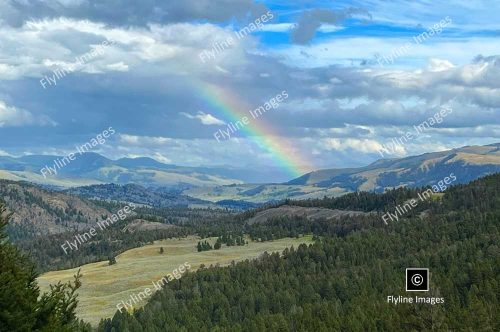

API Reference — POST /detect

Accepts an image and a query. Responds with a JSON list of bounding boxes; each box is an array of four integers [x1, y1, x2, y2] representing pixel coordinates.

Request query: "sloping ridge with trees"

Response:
[[98, 173, 499, 331]]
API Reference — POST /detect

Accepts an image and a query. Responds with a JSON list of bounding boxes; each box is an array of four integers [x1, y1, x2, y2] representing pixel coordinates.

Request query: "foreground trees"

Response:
[[0, 203, 90, 332]]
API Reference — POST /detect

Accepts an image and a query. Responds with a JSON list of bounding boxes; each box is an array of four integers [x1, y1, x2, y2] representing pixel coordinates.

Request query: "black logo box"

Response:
[[406, 268, 429, 292]]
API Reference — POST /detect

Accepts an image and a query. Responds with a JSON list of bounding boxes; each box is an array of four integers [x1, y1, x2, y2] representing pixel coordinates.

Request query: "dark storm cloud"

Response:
[[0, 0, 268, 27], [290, 7, 372, 44]]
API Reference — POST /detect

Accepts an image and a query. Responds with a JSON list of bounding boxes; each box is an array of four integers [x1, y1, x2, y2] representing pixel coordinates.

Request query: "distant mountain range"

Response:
[[0, 143, 499, 203], [0, 152, 280, 188], [1, 143, 499, 236], [185, 143, 500, 202]]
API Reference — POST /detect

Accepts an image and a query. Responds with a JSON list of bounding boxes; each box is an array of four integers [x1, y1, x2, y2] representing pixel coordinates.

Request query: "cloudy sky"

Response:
[[0, 0, 499, 180]]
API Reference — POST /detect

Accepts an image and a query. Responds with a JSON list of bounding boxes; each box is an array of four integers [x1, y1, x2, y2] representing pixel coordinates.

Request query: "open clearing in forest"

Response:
[[38, 235, 313, 326]]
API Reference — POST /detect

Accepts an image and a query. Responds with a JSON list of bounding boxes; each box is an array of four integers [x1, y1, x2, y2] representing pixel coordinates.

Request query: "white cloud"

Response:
[[427, 58, 455, 72], [321, 138, 388, 154], [260, 23, 295, 32], [0, 19, 253, 81], [317, 24, 344, 33], [152, 152, 172, 164], [180, 111, 226, 125], [106, 62, 129, 71], [260, 23, 343, 34], [119, 134, 172, 146], [0, 101, 56, 127], [0, 149, 11, 156]]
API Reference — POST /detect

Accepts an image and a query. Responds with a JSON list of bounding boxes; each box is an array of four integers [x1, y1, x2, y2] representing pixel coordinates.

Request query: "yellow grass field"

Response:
[[37, 236, 313, 326]]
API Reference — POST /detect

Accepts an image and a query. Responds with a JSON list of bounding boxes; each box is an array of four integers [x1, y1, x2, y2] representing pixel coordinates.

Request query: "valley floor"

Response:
[[37, 236, 313, 326]]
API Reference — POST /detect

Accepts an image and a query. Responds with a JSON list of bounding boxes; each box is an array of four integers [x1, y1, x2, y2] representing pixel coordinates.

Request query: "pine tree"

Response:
[[0, 205, 38, 331], [0, 202, 89, 331]]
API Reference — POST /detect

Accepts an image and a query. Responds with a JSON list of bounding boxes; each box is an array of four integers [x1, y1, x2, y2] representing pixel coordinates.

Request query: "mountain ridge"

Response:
[[0, 143, 499, 204], [0, 153, 300, 187], [186, 143, 500, 202], [0, 153, 244, 188]]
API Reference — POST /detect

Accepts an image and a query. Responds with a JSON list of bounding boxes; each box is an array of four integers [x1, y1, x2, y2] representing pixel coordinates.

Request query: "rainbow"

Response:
[[193, 80, 312, 178]]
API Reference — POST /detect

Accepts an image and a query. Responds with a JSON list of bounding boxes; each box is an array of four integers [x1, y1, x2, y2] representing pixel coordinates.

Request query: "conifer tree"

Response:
[[0, 202, 90, 331]]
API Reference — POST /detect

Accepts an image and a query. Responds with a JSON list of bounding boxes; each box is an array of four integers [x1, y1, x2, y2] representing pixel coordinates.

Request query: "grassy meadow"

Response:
[[37, 236, 313, 326]]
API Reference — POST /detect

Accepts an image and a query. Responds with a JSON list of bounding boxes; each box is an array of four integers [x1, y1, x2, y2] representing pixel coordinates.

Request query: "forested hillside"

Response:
[[15, 206, 234, 273], [0, 179, 111, 238], [65, 183, 207, 208], [99, 173, 500, 331]]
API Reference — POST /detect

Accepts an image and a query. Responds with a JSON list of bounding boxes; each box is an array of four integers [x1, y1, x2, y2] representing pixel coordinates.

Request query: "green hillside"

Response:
[[99, 173, 500, 331]]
